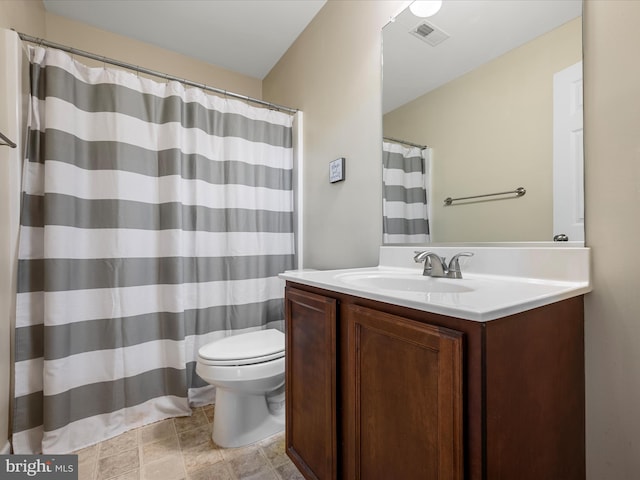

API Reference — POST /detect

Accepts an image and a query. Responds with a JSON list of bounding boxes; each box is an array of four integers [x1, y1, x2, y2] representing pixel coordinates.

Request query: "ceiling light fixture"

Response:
[[409, 0, 443, 18]]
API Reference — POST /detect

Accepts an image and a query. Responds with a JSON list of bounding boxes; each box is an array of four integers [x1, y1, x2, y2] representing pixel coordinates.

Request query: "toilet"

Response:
[[195, 329, 285, 448]]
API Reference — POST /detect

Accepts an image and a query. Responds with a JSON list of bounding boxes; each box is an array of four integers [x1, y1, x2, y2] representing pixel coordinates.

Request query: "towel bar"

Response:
[[444, 187, 526, 206]]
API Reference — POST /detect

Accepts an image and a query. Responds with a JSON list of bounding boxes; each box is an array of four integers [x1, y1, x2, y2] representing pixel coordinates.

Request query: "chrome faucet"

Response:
[[413, 251, 474, 279], [413, 251, 447, 277]]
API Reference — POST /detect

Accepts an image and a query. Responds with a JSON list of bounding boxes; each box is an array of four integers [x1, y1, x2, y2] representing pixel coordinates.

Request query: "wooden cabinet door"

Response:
[[344, 304, 464, 480], [284, 287, 337, 480]]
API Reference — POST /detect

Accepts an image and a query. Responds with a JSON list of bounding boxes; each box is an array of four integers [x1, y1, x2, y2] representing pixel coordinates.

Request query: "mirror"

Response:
[[382, 0, 584, 245]]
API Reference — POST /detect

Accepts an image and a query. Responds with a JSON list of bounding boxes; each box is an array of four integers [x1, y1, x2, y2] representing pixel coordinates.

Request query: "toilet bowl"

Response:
[[195, 329, 285, 448]]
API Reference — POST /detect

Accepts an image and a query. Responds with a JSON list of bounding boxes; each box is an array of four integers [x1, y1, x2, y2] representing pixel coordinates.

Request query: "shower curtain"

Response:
[[382, 141, 430, 243], [12, 46, 295, 454]]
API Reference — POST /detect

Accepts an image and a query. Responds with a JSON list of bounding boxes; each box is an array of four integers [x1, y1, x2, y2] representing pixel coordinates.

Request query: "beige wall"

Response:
[[384, 18, 582, 243], [0, 1, 261, 99], [583, 1, 640, 478], [43, 13, 261, 99], [264, 0, 406, 269], [0, 0, 46, 37], [1, 1, 639, 476]]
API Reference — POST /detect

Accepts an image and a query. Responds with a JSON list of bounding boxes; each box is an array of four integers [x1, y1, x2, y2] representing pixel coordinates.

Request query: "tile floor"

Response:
[[73, 405, 304, 480]]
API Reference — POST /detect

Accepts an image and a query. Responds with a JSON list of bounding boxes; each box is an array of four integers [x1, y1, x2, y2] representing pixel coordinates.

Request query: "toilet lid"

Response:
[[198, 329, 285, 366]]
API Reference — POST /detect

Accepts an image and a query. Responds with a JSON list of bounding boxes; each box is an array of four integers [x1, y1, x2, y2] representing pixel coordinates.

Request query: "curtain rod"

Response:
[[0, 130, 16, 148], [383, 136, 428, 150], [17, 31, 298, 115]]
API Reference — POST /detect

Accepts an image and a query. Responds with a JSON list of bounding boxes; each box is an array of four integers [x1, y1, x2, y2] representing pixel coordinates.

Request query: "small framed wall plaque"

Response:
[[329, 157, 345, 183]]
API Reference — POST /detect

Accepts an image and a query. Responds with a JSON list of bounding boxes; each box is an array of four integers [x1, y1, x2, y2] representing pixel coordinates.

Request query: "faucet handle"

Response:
[[414, 251, 434, 275], [447, 252, 474, 279], [413, 251, 427, 263], [414, 250, 438, 263]]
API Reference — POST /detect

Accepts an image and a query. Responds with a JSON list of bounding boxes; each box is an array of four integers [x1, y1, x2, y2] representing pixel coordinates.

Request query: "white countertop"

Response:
[[280, 246, 592, 322]]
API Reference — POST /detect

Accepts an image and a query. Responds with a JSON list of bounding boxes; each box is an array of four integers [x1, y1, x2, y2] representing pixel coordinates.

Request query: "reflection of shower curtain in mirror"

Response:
[[382, 142, 430, 243]]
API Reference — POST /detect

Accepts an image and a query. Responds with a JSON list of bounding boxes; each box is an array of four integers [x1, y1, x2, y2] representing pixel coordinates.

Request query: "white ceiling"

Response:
[[42, 0, 327, 80], [383, 0, 582, 113]]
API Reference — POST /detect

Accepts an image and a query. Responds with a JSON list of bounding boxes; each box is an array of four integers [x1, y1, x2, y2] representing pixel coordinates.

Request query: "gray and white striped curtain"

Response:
[[382, 141, 430, 243], [13, 46, 295, 454]]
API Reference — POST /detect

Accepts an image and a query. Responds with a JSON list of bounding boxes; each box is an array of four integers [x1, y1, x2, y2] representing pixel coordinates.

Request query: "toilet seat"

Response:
[[195, 329, 286, 447], [198, 329, 285, 366]]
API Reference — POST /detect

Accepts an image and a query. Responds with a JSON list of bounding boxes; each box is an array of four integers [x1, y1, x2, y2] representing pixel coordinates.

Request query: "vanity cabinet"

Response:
[[284, 282, 585, 480], [343, 303, 463, 479], [285, 287, 338, 480]]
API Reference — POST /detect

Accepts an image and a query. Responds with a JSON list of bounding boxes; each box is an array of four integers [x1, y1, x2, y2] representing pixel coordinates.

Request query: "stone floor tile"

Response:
[[173, 410, 208, 434], [181, 443, 224, 474], [82, 401, 303, 480], [110, 469, 141, 480], [140, 453, 186, 480], [99, 430, 138, 459], [227, 449, 271, 479], [259, 433, 287, 468], [141, 435, 180, 465], [187, 462, 233, 480], [274, 462, 305, 480], [96, 448, 139, 480], [139, 419, 177, 445], [201, 405, 214, 424], [177, 425, 213, 451]]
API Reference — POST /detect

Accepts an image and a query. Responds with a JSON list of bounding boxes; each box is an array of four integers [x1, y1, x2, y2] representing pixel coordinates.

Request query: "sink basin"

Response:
[[336, 271, 475, 293]]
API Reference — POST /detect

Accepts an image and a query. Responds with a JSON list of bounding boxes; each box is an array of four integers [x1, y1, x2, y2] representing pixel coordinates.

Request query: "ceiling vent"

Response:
[[409, 21, 450, 47]]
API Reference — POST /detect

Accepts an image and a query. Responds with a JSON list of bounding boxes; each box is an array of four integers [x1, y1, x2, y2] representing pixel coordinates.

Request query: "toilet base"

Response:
[[212, 388, 285, 448]]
